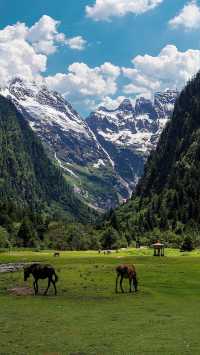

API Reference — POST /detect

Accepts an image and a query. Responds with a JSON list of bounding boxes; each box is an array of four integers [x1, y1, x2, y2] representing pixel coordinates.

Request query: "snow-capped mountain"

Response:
[[86, 90, 178, 204], [0, 78, 178, 210], [87, 91, 178, 156], [1, 78, 108, 167]]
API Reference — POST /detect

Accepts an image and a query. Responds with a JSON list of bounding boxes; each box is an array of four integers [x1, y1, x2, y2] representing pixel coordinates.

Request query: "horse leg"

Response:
[[120, 276, 124, 293], [33, 281, 36, 295], [52, 279, 57, 296], [133, 276, 138, 292], [115, 274, 119, 293], [44, 278, 51, 295], [35, 280, 39, 295], [129, 278, 132, 293]]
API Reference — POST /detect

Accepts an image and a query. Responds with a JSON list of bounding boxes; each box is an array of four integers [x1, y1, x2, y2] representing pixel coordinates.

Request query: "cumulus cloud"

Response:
[[27, 15, 60, 54], [169, 1, 200, 30], [46, 62, 120, 101], [0, 23, 46, 86], [86, 0, 163, 21], [65, 36, 87, 50], [0, 16, 87, 86], [122, 45, 200, 98]]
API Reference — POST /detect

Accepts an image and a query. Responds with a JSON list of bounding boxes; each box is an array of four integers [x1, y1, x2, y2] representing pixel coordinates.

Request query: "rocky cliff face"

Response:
[[1, 78, 178, 210]]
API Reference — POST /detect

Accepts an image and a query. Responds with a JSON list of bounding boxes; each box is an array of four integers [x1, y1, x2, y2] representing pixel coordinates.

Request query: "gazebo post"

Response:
[[161, 246, 164, 257], [153, 241, 165, 257]]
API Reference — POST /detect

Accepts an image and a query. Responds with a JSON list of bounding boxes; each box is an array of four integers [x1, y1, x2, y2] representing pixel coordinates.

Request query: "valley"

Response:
[[1, 78, 178, 210]]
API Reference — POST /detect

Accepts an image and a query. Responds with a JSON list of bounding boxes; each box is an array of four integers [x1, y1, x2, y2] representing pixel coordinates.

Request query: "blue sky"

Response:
[[1, 0, 200, 115]]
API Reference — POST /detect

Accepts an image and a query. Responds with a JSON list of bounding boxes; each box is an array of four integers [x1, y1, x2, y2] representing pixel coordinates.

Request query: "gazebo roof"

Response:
[[152, 241, 164, 247]]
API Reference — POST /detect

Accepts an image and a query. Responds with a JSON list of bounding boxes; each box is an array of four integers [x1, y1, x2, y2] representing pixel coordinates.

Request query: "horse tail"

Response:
[[53, 271, 58, 283]]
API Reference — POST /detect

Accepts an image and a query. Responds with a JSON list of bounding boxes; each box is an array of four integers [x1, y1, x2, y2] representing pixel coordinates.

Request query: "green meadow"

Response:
[[1, 249, 200, 354]]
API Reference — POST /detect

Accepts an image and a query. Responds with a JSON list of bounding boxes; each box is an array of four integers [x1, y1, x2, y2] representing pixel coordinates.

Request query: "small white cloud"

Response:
[[86, 0, 163, 21], [65, 36, 87, 51], [169, 1, 200, 30]]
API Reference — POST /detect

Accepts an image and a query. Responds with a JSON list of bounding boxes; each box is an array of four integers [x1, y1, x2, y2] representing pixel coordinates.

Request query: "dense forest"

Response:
[[104, 72, 200, 247]]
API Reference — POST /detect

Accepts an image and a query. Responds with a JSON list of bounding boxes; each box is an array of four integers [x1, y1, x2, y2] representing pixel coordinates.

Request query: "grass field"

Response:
[[1, 248, 200, 354]]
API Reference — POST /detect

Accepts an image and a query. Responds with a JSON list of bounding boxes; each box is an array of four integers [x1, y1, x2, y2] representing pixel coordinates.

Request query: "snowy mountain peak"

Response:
[[118, 98, 133, 112], [135, 97, 157, 119], [154, 90, 178, 119], [87, 90, 179, 156]]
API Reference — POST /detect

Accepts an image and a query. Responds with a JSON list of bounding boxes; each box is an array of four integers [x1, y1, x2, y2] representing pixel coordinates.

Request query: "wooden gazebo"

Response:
[[152, 241, 165, 257]]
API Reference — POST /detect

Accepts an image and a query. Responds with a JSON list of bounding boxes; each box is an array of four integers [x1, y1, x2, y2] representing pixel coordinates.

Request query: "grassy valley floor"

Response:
[[0, 249, 200, 354]]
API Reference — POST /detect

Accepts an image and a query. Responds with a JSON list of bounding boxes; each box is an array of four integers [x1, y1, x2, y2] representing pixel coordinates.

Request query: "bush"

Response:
[[100, 227, 127, 250], [0, 227, 10, 248], [180, 236, 194, 252]]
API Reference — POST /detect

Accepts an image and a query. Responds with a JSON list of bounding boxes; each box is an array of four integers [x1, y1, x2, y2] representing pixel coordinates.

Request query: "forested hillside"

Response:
[[0, 95, 95, 231], [106, 72, 200, 244]]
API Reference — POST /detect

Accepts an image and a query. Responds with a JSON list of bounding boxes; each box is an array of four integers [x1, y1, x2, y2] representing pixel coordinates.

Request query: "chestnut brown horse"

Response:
[[24, 263, 58, 295], [116, 264, 138, 293]]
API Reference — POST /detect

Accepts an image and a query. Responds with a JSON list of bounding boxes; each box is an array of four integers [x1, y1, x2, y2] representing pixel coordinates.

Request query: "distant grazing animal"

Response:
[[24, 263, 58, 296], [54, 252, 60, 257], [116, 264, 138, 293]]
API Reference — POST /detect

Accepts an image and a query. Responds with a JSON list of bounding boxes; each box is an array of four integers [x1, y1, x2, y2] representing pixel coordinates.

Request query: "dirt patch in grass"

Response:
[[8, 286, 33, 296]]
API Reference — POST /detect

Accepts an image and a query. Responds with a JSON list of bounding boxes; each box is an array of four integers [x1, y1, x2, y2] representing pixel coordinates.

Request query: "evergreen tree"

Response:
[[17, 217, 38, 247]]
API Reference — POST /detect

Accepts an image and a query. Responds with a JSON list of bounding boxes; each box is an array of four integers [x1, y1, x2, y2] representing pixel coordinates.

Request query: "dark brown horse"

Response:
[[24, 263, 58, 295], [116, 264, 138, 293], [54, 252, 60, 257]]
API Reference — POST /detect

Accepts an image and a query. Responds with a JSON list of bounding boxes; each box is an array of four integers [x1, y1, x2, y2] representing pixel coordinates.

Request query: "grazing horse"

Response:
[[24, 263, 58, 295], [116, 264, 138, 293], [54, 252, 60, 257]]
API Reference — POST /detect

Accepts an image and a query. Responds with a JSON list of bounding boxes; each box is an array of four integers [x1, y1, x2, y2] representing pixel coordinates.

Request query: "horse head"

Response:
[[24, 266, 31, 281]]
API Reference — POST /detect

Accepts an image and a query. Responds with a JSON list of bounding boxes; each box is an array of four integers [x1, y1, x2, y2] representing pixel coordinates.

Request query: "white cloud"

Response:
[[45, 62, 121, 100], [0, 16, 87, 86], [86, 0, 163, 21], [27, 15, 87, 54], [0, 23, 46, 86], [169, 1, 200, 30], [122, 45, 200, 98], [27, 15, 60, 54], [65, 36, 87, 51]]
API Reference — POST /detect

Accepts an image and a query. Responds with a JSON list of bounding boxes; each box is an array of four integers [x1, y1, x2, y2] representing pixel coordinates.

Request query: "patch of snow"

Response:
[[93, 159, 106, 168], [54, 153, 79, 179]]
